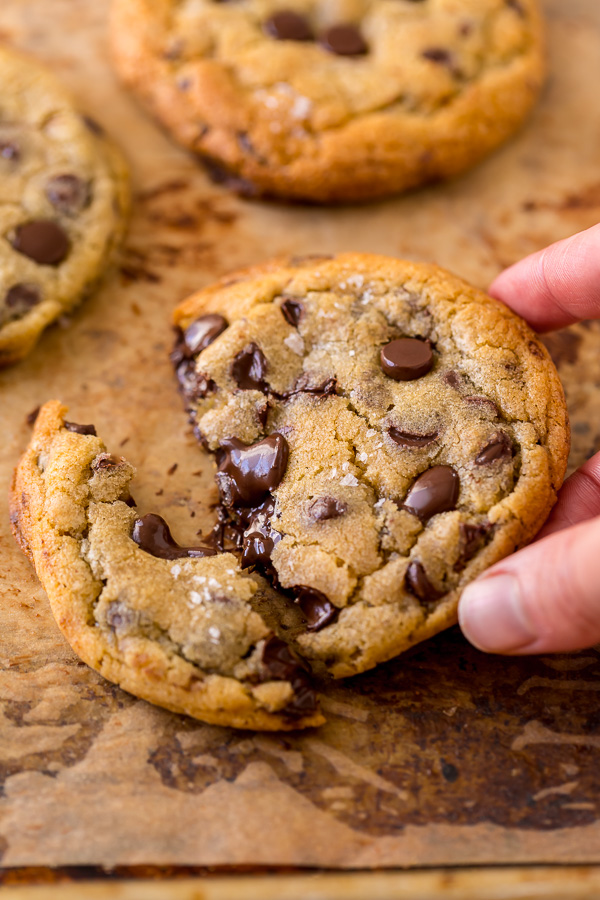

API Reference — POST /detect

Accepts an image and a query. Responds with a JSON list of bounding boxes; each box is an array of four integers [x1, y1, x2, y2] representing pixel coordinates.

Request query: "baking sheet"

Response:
[[1, 0, 600, 869]]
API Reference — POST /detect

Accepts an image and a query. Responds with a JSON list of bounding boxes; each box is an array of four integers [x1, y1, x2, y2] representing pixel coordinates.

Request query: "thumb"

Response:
[[458, 516, 600, 654]]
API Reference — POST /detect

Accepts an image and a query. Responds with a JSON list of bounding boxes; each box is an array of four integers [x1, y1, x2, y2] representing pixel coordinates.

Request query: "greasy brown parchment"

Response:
[[1, 0, 600, 869]]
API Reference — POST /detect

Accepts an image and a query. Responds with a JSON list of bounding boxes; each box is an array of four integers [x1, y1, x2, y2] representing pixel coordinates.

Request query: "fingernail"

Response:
[[459, 574, 537, 653]]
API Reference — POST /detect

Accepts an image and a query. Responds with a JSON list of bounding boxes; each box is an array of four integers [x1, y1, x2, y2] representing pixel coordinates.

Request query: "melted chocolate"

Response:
[[475, 432, 514, 465], [405, 561, 443, 605], [403, 466, 460, 522], [132, 513, 217, 559], [261, 636, 318, 716], [11, 220, 70, 266], [4, 283, 41, 317], [309, 497, 347, 521], [294, 587, 338, 631], [281, 298, 304, 327], [389, 427, 438, 449], [216, 434, 289, 507], [182, 314, 228, 357], [92, 453, 121, 471], [231, 343, 269, 391]]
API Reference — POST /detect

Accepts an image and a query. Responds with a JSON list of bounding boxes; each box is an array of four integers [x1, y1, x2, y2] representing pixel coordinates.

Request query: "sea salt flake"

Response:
[[358, 451, 368, 463], [284, 332, 305, 355], [340, 473, 359, 487]]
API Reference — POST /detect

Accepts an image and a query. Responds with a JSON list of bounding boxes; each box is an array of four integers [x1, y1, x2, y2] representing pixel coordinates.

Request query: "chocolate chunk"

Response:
[[281, 298, 304, 327], [5, 283, 41, 316], [183, 314, 228, 357], [0, 141, 19, 161], [46, 175, 91, 215], [92, 453, 121, 471], [455, 522, 489, 570], [403, 466, 460, 522], [380, 338, 433, 381], [261, 635, 317, 716], [264, 11, 313, 41], [309, 497, 347, 521], [132, 513, 217, 559], [105, 600, 138, 634], [442, 370, 461, 389], [464, 396, 499, 417], [174, 360, 216, 403], [294, 586, 338, 631], [231, 342, 268, 391], [388, 427, 438, 449], [321, 24, 368, 56], [405, 561, 443, 605], [422, 47, 453, 65], [11, 221, 70, 266], [216, 434, 289, 506], [64, 421, 97, 436], [475, 432, 514, 465], [506, 0, 525, 16]]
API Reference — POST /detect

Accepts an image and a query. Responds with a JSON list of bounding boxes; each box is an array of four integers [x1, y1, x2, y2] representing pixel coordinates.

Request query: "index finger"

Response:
[[489, 223, 600, 332]]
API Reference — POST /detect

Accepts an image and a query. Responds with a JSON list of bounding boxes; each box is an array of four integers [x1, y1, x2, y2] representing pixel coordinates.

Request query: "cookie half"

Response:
[[0, 45, 129, 367], [172, 253, 569, 677], [110, 0, 544, 202], [10, 401, 323, 730]]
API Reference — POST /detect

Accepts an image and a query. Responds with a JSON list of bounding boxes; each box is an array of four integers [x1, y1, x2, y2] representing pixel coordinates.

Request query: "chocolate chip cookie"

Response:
[[172, 253, 569, 677], [0, 45, 129, 367], [10, 401, 323, 730], [110, 0, 544, 202]]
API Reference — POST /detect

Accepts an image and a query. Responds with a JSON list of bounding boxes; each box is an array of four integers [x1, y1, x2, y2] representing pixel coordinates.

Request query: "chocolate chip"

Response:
[[320, 24, 368, 56], [4, 283, 41, 316], [11, 221, 70, 266], [475, 432, 514, 465], [216, 434, 289, 507], [506, 0, 525, 16], [405, 561, 443, 605], [309, 497, 347, 521], [455, 522, 489, 571], [64, 421, 97, 436], [174, 359, 217, 403], [132, 513, 217, 559], [92, 453, 121, 471], [422, 47, 453, 65], [82, 115, 104, 135], [231, 342, 268, 391], [528, 340, 544, 359], [388, 427, 438, 449], [264, 11, 313, 41], [0, 141, 19, 161], [183, 314, 228, 357], [261, 635, 317, 716], [403, 466, 460, 522], [294, 587, 338, 631], [380, 338, 433, 381], [46, 175, 91, 216], [281, 298, 303, 328]]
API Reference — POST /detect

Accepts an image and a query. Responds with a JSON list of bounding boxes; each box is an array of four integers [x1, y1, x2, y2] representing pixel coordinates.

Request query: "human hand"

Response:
[[458, 224, 600, 654]]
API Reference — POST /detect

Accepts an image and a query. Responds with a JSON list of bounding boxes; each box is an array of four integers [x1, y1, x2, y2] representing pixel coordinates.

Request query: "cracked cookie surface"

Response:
[[0, 44, 129, 367], [110, 0, 544, 202], [173, 253, 569, 677], [10, 401, 323, 730]]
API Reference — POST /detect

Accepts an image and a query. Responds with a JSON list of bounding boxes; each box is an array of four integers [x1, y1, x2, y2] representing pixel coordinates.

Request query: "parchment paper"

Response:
[[1, 0, 600, 869]]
